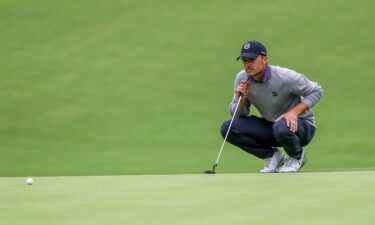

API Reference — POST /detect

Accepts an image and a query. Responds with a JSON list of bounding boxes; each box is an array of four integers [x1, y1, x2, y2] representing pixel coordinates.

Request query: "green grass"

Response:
[[0, 0, 374, 176], [1, 171, 375, 225]]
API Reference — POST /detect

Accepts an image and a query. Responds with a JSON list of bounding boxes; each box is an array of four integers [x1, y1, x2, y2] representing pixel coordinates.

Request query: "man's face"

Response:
[[242, 55, 268, 77]]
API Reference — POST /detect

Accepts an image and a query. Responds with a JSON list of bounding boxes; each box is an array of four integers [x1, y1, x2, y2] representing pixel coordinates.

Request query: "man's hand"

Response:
[[275, 102, 309, 132], [236, 80, 250, 107], [275, 111, 298, 132]]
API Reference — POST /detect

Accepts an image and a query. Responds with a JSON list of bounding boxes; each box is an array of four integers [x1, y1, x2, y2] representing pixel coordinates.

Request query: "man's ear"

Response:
[[262, 56, 268, 64]]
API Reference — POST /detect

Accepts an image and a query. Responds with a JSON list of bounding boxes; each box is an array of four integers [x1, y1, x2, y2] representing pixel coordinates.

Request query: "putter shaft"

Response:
[[212, 95, 243, 170]]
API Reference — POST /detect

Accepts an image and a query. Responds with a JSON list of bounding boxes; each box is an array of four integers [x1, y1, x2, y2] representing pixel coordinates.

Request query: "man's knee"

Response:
[[272, 119, 292, 140], [221, 120, 231, 138]]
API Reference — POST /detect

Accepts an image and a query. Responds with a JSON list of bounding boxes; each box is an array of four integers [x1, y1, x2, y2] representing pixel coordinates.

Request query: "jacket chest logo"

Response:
[[272, 91, 278, 96]]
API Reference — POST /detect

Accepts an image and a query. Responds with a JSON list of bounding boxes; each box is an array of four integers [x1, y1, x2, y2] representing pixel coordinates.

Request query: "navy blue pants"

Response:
[[221, 116, 315, 159]]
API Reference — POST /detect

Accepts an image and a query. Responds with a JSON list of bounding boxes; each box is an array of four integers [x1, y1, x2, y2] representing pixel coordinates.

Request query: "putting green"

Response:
[[1, 171, 374, 225]]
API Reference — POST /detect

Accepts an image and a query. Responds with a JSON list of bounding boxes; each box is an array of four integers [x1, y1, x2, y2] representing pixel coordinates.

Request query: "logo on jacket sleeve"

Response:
[[272, 91, 278, 96]]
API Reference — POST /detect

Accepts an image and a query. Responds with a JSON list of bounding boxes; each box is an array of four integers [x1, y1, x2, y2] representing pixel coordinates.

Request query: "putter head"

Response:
[[203, 170, 216, 174], [204, 164, 218, 174]]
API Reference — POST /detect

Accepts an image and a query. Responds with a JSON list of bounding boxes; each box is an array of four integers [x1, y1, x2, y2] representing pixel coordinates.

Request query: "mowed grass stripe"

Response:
[[1, 171, 374, 225]]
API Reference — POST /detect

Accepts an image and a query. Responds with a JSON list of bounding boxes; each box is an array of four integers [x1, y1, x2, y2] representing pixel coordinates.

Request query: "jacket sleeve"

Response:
[[289, 73, 324, 108], [229, 73, 251, 116]]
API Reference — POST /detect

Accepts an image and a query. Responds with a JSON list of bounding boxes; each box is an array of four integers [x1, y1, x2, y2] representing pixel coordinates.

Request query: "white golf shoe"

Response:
[[279, 150, 307, 173], [260, 149, 286, 173]]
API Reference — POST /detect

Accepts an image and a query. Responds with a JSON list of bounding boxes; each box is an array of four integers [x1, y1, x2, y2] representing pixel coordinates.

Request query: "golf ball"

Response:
[[26, 178, 34, 185]]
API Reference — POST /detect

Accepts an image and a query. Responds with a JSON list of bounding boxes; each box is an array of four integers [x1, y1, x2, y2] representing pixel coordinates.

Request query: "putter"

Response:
[[204, 76, 251, 174]]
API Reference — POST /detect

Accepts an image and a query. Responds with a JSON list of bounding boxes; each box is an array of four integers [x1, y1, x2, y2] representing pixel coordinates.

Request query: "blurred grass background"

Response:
[[0, 0, 374, 176]]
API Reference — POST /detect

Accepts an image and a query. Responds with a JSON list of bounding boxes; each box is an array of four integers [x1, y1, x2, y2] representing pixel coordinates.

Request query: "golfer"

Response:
[[221, 40, 323, 173]]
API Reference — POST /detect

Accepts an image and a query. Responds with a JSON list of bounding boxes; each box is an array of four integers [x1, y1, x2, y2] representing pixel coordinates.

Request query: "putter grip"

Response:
[[239, 76, 251, 97]]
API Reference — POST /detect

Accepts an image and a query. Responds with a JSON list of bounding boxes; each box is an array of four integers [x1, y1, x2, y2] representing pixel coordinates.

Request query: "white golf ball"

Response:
[[26, 178, 34, 185]]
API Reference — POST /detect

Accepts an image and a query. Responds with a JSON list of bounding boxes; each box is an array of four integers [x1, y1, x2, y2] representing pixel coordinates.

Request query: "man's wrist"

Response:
[[239, 97, 247, 107], [290, 102, 309, 116]]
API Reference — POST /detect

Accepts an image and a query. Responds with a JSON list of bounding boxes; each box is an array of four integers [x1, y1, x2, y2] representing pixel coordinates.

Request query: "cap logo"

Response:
[[244, 43, 250, 49]]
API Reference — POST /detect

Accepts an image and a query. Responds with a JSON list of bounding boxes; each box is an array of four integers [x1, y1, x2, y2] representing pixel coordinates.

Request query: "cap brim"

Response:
[[236, 53, 259, 60]]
